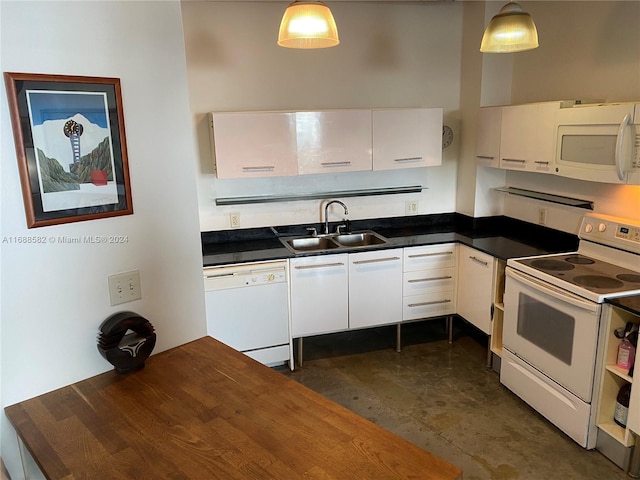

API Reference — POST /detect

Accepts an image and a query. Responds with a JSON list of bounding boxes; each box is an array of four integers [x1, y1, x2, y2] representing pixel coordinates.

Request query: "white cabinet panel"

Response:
[[456, 244, 495, 334], [476, 106, 502, 168], [402, 245, 456, 322], [296, 110, 372, 174], [499, 102, 558, 173], [349, 249, 403, 329], [211, 112, 298, 178], [403, 243, 456, 272], [372, 108, 443, 170], [403, 291, 456, 321], [403, 267, 455, 296], [290, 254, 349, 337], [500, 104, 538, 171]]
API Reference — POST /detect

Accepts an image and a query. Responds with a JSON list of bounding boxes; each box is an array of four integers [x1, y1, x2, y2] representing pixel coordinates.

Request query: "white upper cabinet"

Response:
[[499, 102, 558, 174], [476, 106, 502, 168], [500, 104, 539, 171], [296, 110, 372, 175], [211, 112, 298, 178], [211, 108, 443, 178], [372, 108, 443, 170]]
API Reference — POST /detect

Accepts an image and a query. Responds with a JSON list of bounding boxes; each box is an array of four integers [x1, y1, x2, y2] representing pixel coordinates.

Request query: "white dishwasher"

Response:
[[204, 260, 292, 368]]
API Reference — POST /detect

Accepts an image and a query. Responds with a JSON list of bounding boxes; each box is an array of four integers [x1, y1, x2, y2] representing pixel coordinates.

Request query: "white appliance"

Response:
[[204, 260, 292, 368], [555, 102, 640, 184], [501, 213, 640, 449]]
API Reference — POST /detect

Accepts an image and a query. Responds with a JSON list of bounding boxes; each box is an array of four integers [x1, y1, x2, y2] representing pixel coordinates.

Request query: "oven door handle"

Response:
[[506, 268, 599, 313]]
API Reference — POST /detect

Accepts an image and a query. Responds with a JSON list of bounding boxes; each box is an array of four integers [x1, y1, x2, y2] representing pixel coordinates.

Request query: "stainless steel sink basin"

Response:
[[333, 231, 387, 247], [284, 236, 340, 252], [279, 230, 388, 254]]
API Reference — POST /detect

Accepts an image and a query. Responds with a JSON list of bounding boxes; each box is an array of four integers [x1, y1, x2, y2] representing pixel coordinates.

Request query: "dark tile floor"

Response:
[[280, 320, 628, 480]]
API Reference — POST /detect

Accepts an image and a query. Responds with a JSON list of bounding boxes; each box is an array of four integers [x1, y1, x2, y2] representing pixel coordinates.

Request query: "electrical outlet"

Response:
[[230, 212, 241, 228], [406, 200, 418, 215], [108, 270, 141, 306], [538, 207, 547, 225]]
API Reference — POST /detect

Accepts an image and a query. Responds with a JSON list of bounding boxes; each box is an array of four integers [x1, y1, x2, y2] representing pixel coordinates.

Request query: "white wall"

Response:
[[182, 1, 464, 231], [474, 1, 640, 230], [0, 2, 206, 477]]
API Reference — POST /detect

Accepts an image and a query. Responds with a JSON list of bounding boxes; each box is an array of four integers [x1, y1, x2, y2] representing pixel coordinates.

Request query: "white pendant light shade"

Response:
[[278, 1, 339, 49], [480, 2, 539, 53]]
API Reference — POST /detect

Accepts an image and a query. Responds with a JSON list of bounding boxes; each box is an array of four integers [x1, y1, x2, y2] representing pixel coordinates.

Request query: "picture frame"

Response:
[[4, 72, 133, 228]]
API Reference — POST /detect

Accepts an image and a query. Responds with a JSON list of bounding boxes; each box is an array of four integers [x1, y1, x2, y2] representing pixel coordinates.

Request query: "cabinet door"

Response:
[[476, 106, 502, 168], [500, 104, 538, 171], [211, 112, 298, 178], [534, 102, 559, 173], [290, 254, 349, 337], [456, 245, 494, 335], [372, 108, 442, 170], [499, 103, 558, 173], [349, 249, 403, 329], [296, 110, 372, 175]]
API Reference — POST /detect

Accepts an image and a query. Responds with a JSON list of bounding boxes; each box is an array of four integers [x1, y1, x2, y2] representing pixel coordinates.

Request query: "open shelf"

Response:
[[494, 187, 594, 210], [216, 185, 425, 206]]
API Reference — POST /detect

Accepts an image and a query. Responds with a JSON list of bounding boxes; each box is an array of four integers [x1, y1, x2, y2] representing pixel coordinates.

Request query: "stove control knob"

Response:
[[584, 223, 593, 233], [598, 223, 607, 232]]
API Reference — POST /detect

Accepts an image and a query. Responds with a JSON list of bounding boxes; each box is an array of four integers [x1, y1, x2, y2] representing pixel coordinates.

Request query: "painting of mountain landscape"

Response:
[[26, 90, 119, 212]]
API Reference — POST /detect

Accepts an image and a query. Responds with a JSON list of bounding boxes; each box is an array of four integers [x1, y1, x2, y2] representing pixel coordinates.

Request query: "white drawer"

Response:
[[403, 267, 455, 296], [402, 291, 455, 321], [403, 244, 456, 272]]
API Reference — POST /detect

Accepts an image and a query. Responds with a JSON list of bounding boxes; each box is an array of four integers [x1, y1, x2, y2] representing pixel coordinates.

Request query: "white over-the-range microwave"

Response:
[[555, 102, 640, 184]]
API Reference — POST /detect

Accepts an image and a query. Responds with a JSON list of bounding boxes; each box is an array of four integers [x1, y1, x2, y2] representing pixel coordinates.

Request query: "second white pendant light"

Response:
[[480, 2, 539, 53]]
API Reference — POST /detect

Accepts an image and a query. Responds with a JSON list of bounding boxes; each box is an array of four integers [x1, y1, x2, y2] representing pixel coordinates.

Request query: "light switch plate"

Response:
[[108, 270, 142, 306]]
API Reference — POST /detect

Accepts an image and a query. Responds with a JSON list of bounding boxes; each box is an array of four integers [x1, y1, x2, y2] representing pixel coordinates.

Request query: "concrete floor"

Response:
[[280, 319, 628, 480]]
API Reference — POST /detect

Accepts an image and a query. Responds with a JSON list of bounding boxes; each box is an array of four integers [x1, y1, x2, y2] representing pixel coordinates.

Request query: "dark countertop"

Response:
[[202, 213, 579, 267], [606, 295, 640, 317]]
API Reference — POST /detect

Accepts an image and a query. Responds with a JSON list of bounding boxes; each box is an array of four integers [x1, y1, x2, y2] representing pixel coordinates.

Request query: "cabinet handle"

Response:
[[394, 157, 422, 163], [294, 262, 344, 270], [502, 158, 526, 164], [408, 251, 454, 258], [321, 161, 352, 167], [469, 256, 489, 266], [534, 161, 550, 165], [242, 166, 275, 172], [408, 276, 452, 283], [476, 155, 495, 160], [408, 299, 452, 307], [353, 256, 400, 265]]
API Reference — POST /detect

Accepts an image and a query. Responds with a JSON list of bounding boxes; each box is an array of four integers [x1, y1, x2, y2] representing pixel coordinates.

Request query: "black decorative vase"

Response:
[[97, 311, 156, 373]]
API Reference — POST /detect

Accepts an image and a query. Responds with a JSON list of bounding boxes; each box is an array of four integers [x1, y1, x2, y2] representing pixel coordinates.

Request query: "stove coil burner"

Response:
[[617, 274, 640, 284], [573, 275, 625, 289], [565, 255, 596, 265], [530, 259, 575, 271]]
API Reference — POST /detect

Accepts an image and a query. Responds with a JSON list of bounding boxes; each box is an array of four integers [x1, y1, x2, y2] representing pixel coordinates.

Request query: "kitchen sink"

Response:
[[334, 231, 387, 247], [284, 236, 340, 252], [279, 230, 389, 254]]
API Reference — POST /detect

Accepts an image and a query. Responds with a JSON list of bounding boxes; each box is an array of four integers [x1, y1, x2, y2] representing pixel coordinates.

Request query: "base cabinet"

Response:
[[456, 245, 495, 335], [349, 249, 403, 329], [596, 304, 639, 469], [402, 244, 457, 321], [290, 254, 349, 337]]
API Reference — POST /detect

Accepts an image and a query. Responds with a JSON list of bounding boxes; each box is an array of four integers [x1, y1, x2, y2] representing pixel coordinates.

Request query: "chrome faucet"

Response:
[[323, 200, 349, 235]]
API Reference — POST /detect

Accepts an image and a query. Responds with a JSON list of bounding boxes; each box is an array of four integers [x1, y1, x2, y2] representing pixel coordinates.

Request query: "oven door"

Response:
[[502, 267, 601, 402]]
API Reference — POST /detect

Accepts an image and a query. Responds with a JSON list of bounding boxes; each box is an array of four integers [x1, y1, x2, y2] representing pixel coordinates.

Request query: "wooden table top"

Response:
[[5, 336, 462, 479]]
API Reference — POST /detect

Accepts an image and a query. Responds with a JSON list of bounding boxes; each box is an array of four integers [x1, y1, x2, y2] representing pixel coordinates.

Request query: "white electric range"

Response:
[[501, 213, 640, 449]]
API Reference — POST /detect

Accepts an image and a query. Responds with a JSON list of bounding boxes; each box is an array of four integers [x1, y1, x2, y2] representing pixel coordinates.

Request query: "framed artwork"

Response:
[[4, 72, 133, 228]]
